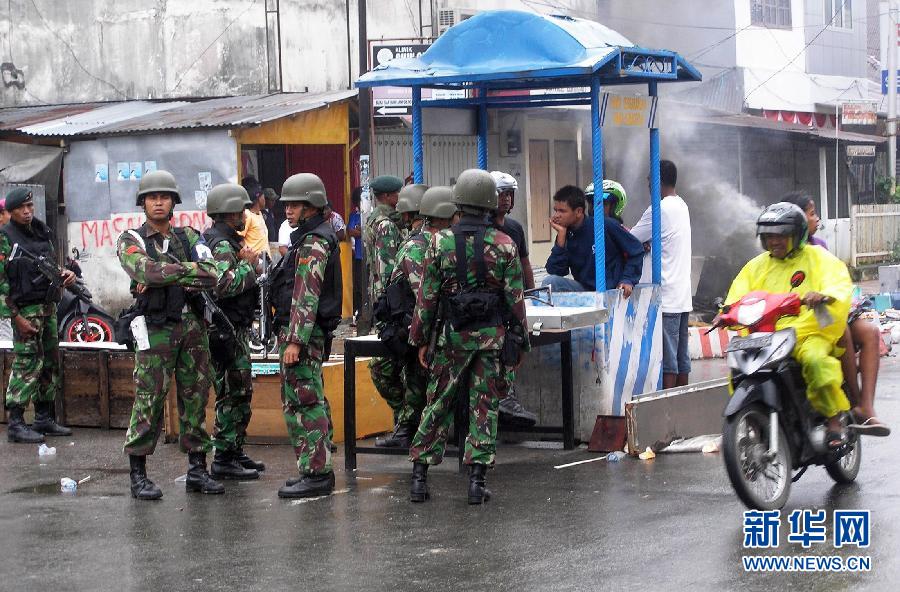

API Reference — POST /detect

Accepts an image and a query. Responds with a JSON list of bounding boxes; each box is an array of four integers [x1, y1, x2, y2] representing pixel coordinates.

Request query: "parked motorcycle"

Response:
[[57, 279, 117, 343], [714, 290, 861, 510]]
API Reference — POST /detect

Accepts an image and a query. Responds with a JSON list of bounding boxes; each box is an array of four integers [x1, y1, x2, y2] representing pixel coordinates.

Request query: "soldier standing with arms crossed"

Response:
[[271, 173, 342, 498], [117, 170, 223, 500], [1, 188, 74, 443], [408, 169, 530, 505], [363, 175, 406, 424], [203, 183, 265, 480]]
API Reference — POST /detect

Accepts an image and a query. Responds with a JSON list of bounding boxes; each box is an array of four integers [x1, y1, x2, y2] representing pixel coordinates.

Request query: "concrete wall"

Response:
[[805, 0, 868, 77]]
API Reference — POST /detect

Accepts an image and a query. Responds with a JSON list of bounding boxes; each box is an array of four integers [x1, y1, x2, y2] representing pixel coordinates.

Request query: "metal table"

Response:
[[342, 329, 575, 471]]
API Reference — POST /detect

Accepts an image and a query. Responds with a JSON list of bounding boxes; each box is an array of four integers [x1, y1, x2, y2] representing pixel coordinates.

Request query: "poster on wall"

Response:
[[195, 190, 208, 209], [144, 160, 157, 174], [198, 171, 212, 192], [116, 162, 129, 181], [129, 162, 142, 181], [94, 164, 108, 183]]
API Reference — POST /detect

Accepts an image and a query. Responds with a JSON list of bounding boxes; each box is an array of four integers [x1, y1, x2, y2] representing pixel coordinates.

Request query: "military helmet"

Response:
[[396, 184, 429, 214], [136, 170, 181, 205], [280, 173, 327, 208], [756, 202, 808, 255], [419, 186, 457, 219], [452, 169, 497, 211], [206, 183, 250, 215]]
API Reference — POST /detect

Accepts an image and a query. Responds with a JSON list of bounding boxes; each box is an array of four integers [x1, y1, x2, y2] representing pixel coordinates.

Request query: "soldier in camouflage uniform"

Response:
[[363, 175, 405, 421], [408, 169, 530, 505], [375, 186, 455, 448], [202, 183, 265, 480], [117, 170, 224, 500], [0, 188, 75, 443], [272, 173, 342, 499]]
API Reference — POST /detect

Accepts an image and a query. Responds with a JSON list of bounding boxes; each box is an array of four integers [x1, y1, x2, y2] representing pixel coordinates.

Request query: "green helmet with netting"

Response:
[[452, 169, 497, 211], [396, 184, 428, 214], [206, 183, 250, 215], [136, 170, 182, 206], [419, 186, 456, 219], [280, 173, 327, 208]]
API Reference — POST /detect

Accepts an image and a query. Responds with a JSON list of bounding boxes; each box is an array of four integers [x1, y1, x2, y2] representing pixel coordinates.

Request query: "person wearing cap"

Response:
[[363, 174, 407, 422], [373, 183, 432, 448], [270, 173, 343, 498], [0, 187, 76, 444], [202, 183, 265, 481], [238, 176, 270, 255], [116, 170, 223, 500]]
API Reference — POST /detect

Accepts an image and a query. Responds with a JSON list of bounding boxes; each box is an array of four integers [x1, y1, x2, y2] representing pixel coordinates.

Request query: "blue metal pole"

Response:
[[649, 81, 662, 285], [590, 75, 606, 292], [477, 100, 488, 170], [412, 86, 424, 184]]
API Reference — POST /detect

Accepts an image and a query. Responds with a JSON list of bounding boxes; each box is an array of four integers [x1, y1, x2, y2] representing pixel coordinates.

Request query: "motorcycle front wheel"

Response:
[[723, 403, 792, 510], [63, 315, 115, 343]]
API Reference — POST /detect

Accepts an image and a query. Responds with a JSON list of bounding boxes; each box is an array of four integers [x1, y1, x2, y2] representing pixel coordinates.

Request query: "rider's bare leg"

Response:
[[838, 327, 861, 408], [850, 319, 881, 421]]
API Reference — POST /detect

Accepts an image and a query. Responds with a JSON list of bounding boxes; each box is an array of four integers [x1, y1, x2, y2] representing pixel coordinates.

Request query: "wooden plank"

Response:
[[108, 352, 136, 429], [98, 351, 110, 429]]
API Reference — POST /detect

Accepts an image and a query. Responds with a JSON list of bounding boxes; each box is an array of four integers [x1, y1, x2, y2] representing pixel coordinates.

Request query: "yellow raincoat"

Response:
[[726, 244, 853, 418]]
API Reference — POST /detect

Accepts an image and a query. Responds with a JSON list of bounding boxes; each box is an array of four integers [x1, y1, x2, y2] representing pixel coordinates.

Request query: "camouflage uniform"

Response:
[[387, 229, 432, 427], [208, 235, 257, 453], [279, 232, 335, 476], [408, 216, 530, 466], [0, 231, 60, 409], [364, 203, 405, 419], [117, 224, 219, 456]]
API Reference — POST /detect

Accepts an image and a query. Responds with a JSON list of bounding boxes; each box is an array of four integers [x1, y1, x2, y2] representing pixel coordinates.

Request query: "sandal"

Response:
[[825, 429, 847, 451], [848, 416, 892, 438]]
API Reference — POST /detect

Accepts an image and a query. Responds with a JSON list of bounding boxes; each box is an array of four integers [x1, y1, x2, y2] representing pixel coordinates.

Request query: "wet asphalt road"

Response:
[[1, 356, 898, 592]]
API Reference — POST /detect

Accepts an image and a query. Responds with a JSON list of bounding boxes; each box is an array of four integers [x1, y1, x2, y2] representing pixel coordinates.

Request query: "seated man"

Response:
[[724, 202, 853, 448], [542, 185, 643, 295]]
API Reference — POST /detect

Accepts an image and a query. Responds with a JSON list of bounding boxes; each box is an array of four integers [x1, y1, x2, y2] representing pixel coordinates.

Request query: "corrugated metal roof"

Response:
[[0, 90, 357, 137]]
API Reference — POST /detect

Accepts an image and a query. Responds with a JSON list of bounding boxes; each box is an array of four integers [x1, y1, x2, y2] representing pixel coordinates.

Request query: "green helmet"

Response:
[[419, 186, 456, 219], [452, 169, 497, 211], [281, 173, 327, 208], [136, 170, 181, 206], [396, 184, 428, 214], [206, 183, 250, 215], [602, 179, 627, 218]]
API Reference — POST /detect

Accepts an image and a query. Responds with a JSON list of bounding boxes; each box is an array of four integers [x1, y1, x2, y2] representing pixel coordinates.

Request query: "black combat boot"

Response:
[[211, 450, 259, 480], [6, 405, 44, 443], [233, 448, 266, 472], [376, 423, 416, 448], [185, 452, 225, 494], [467, 464, 492, 505], [277, 472, 335, 498], [129, 455, 163, 500], [409, 462, 429, 503], [32, 401, 73, 436]]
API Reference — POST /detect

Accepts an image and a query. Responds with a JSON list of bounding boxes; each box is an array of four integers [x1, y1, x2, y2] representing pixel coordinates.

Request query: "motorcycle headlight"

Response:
[[736, 299, 766, 327]]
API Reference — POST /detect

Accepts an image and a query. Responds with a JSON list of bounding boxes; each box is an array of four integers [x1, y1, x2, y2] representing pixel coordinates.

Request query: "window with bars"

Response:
[[825, 0, 852, 29], [751, 0, 792, 28]]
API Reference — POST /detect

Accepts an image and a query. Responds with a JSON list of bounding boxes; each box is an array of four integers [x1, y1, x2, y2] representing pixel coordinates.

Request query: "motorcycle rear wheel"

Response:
[[723, 403, 792, 510], [825, 434, 861, 484], [63, 315, 115, 343]]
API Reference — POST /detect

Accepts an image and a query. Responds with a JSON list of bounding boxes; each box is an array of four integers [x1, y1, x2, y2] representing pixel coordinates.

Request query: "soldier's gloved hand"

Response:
[[14, 314, 38, 338], [60, 268, 77, 288], [283, 342, 302, 366]]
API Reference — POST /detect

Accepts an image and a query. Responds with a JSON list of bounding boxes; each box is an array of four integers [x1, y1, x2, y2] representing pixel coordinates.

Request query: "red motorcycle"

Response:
[[714, 290, 861, 510]]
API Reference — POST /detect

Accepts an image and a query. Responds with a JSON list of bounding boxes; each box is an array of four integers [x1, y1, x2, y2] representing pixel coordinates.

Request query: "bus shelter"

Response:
[[357, 10, 702, 290]]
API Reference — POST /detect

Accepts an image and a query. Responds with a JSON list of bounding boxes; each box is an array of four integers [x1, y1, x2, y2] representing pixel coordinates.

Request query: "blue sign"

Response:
[[881, 69, 900, 94]]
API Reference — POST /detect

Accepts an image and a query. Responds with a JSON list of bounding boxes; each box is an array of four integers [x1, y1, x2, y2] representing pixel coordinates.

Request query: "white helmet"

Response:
[[490, 171, 518, 192]]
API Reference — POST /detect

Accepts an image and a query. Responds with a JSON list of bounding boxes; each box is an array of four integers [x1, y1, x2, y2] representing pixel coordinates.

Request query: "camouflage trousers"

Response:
[[5, 312, 59, 408], [409, 348, 503, 466], [398, 349, 427, 427], [211, 327, 253, 453], [369, 356, 404, 422], [279, 329, 332, 475], [123, 314, 213, 456]]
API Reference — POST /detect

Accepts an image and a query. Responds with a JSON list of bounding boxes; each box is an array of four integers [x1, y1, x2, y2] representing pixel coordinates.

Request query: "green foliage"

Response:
[[875, 175, 900, 203]]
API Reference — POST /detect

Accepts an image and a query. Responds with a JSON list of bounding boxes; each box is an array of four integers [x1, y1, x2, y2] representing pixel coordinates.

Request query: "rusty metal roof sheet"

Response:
[[0, 90, 357, 137]]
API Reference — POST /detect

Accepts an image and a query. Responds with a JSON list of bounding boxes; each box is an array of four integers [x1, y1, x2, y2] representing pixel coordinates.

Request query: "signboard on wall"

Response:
[[841, 102, 877, 126], [599, 93, 659, 128], [369, 41, 465, 117], [846, 145, 876, 158]]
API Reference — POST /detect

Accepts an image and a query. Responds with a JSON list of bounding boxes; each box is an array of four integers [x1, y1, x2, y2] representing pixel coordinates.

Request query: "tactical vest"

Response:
[[272, 215, 343, 334], [130, 226, 199, 327], [203, 222, 258, 328], [444, 217, 504, 331], [0, 219, 57, 306], [373, 230, 428, 356]]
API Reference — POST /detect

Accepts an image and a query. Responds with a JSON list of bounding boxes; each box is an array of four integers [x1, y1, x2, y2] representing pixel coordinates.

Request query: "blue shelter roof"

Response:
[[357, 11, 701, 91]]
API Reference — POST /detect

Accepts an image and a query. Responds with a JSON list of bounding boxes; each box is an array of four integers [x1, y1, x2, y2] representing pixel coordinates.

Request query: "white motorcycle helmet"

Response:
[[490, 171, 518, 213]]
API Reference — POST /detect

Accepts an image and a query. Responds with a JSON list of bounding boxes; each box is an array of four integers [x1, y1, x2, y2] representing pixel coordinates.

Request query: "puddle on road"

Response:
[[6, 469, 128, 496]]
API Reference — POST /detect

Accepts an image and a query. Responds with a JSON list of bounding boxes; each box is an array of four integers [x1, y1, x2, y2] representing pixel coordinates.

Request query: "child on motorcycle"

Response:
[[723, 202, 853, 449]]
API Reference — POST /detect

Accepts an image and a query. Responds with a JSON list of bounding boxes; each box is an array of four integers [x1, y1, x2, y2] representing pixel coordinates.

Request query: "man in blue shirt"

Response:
[[347, 187, 364, 320], [542, 185, 643, 295]]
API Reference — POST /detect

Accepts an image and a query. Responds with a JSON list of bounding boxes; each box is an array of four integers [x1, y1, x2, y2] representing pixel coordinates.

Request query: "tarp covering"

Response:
[[0, 140, 63, 207]]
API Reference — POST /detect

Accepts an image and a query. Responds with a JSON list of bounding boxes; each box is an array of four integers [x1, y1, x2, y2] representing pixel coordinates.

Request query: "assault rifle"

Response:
[[9, 243, 92, 303], [161, 251, 236, 348], [255, 251, 274, 347]]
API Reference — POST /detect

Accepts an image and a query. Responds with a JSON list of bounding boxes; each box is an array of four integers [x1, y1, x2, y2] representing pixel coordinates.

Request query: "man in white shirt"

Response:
[[630, 160, 692, 389]]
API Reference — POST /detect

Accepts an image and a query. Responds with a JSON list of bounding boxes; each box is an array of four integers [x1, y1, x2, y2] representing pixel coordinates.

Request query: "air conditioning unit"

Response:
[[437, 8, 478, 36]]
